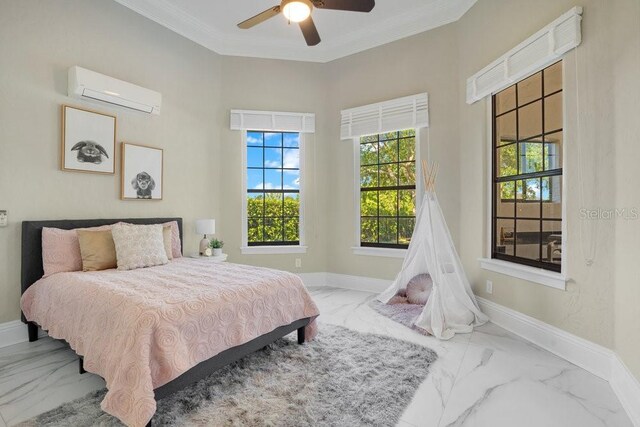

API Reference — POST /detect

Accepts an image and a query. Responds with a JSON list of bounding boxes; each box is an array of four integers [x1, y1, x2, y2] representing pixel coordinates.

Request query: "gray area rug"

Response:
[[21, 324, 437, 427], [369, 300, 429, 336]]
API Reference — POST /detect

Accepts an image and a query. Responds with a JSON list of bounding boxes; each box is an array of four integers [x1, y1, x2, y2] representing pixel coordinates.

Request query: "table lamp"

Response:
[[196, 219, 216, 256]]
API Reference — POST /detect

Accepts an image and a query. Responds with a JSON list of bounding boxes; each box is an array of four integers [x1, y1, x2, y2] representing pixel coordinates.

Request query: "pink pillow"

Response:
[[163, 221, 182, 258], [42, 225, 112, 277]]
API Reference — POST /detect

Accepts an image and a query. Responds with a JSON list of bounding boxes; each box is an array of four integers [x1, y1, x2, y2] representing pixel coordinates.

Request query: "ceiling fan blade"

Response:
[[313, 0, 375, 12], [237, 6, 281, 29], [299, 16, 321, 46]]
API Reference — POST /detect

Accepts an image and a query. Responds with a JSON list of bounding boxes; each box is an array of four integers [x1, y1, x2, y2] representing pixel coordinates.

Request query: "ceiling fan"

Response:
[[237, 0, 376, 46]]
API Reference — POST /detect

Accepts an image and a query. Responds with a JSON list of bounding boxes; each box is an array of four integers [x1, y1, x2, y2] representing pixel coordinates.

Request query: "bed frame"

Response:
[[21, 218, 310, 426]]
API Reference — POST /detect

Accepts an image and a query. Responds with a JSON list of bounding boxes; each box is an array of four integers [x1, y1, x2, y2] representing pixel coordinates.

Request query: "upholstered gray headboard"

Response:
[[20, 218, 183, 321]]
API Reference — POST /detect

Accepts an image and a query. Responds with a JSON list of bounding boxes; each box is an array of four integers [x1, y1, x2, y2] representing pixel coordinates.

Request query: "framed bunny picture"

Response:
[[61, 105, 116, 174]]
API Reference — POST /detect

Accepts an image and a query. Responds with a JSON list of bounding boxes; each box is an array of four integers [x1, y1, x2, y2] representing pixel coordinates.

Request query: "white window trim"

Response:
[[351, 129, 422, 258], [241, 245, 308, 255], [351, 246, 407, 258], [480, 59, 570, 290], [478, 258, 566, 290], [466, 7, 582, 104], [240, 131, 307, 255]]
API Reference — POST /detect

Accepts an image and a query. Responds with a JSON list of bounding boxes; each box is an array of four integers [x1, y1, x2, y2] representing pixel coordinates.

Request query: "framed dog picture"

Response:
[[61, 105, 116, 174], [121, 143, 163, 200]]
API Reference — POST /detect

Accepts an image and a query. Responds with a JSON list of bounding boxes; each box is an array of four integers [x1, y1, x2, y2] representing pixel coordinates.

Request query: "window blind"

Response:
[[340, 93, 429, 140], [230, 110, 315, 133], [466, 6, 582, 105]]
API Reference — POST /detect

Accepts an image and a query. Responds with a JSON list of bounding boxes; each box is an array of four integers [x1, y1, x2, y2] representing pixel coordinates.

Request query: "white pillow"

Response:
[[406, 274, 433, 305], [111, 224, 168, 271]]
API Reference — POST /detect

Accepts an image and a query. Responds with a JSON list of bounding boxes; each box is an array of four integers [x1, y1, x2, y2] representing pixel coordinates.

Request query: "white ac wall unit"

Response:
[[68, 66, 161, 115]]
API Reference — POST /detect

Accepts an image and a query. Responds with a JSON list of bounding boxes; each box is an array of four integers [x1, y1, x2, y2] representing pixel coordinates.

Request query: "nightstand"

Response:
[[188, 253, 228, 262]]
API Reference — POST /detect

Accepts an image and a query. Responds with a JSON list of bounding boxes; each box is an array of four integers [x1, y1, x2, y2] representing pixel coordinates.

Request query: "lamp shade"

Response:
[[196, 219, 215, 235]]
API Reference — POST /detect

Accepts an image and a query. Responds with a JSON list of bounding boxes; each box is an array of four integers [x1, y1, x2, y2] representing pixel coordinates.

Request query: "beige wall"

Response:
[[218, 57, 329, 273], [456, 0, 639, 379], [0, 0, 223, 322], [324, 24, 461, 280], [611, 0, 640, 382], [458, 0, 616, 348]]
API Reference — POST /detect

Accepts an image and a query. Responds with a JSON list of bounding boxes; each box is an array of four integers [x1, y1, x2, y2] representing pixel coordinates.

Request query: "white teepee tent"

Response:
[[377, 162, 488, 340]]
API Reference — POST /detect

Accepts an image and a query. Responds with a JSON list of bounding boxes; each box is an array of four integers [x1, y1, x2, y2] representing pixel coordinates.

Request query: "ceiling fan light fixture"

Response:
[[282, 0, 312, 23]]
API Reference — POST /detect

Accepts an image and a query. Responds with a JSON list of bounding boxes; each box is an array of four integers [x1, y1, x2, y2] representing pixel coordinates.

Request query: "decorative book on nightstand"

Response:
[[188, 253, 228, 262]]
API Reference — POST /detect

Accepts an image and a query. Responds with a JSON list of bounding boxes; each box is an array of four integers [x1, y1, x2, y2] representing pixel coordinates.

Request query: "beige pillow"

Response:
[[111, 223, 168, 271], [163, 225, 173, 260], [77, 229, 117, 272]]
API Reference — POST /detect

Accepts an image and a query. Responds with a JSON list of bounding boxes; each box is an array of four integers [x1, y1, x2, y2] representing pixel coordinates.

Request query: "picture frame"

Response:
[[121, 143, 163, 200], [61, 105, 116, 174]]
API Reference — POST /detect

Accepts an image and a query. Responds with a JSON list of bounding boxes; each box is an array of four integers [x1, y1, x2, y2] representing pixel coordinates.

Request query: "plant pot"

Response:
[[212, 248, 223, 256]]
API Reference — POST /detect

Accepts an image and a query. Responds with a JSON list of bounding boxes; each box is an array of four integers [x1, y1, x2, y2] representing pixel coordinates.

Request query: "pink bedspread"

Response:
[[21, 258, 319, 427]]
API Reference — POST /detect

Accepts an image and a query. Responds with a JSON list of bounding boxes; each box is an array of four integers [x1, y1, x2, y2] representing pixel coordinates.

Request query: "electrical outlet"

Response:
[[486, 280, 493, 294], [0, 210, 7, 227], [295, 258, 302, 268]]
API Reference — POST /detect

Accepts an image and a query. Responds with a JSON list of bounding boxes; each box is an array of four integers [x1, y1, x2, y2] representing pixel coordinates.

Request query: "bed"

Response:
[[20, 218, 319, 427]]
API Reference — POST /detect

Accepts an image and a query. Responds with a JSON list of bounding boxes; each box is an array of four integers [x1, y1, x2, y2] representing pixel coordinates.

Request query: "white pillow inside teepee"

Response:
[[406, 274, 432, 305]]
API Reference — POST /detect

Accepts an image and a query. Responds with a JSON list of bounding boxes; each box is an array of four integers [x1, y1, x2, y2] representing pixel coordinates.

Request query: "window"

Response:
[[359, 129, 417, 249], [245, 131, 301, 246], [492, 61, 563, 272]]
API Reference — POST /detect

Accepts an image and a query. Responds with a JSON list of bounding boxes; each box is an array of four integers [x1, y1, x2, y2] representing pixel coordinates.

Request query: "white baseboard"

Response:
[[298, 272, 639, 425], [298, 272, 392, 293], [611, 354, 640, 426], [476, 297, 613, 380], [476, 297, 639, 426], [0, 320, 47, 349], [297, 272, 329, 287]]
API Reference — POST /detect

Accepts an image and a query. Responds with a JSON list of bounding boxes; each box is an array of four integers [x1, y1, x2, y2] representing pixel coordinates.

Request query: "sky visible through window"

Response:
[[247, 132, 300, 191], [246, 131, 301, 245]]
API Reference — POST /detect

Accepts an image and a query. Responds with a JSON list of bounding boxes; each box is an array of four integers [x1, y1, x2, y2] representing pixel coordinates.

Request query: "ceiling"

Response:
[[113, 0, 477, 63]]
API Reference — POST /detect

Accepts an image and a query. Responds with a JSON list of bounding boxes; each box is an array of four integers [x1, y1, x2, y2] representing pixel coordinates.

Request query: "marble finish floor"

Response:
[[0, 286, 632, 426]]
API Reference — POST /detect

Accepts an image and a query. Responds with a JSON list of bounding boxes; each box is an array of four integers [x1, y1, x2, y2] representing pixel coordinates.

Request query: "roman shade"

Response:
[[230, 110, 315, 133], [340, 93, 429, 140], [466, 6, 582, 104]]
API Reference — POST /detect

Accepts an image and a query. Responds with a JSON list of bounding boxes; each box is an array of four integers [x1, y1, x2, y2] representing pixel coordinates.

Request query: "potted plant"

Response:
[[209, 238, 224, 257]]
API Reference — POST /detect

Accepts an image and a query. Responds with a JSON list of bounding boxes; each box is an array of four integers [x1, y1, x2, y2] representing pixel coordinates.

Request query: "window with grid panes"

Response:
[[360, 129, 416, 248], [246, 131, 301, 246], [492, 61, 563, 271]]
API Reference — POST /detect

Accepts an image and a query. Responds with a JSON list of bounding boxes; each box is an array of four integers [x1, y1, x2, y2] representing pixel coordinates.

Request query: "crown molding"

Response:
[[113, 0, 477, 63]]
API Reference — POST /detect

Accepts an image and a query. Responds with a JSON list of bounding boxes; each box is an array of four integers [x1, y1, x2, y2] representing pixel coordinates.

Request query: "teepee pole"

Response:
[[422, 159, 429, 190], [422, 160, 439, 192], [431, 163, 439, 191]]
